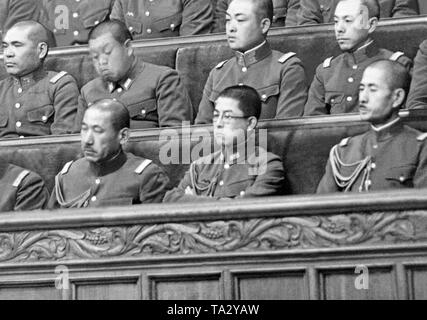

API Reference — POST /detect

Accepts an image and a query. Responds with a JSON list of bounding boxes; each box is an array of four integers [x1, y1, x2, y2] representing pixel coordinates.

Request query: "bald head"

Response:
[[8, 21, 50, 47], [367, 60, 410, 97], [89, 99, 130, 132], [338, 0, 380, 19]]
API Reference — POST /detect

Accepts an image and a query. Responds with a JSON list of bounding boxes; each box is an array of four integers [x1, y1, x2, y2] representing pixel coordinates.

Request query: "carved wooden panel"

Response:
[[232, 269, 308, 300], [72, 276, 141, 300], [0, 281, 62, 300], [319, 267, 396, 300], [149, 273, 222, 300], [406, 265, 427, 300]]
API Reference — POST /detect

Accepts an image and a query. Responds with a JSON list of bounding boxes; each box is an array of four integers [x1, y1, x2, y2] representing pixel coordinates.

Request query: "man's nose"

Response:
[[4, 47, 14, 57], [82, 131, 94, 145]]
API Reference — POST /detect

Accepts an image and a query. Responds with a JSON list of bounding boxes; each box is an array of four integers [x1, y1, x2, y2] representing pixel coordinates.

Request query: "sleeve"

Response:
[[212, 0, 228, 33], [414, 141, 427, 188], [195, 70, 215, 124], [316, 156, 340, 194], [73, 92, 89, 133], [391, 0, 419, 17], [407, 41, 427, 109], [3, 0, 44, 31], [50, 74, 79, 135], [303, 64, 329, 116], [239, 154, 285, 198], [297, 0, 323, 25], [275, 57, 308, 119], [285, 0, 301, 26], [180, 0, 213, 36], [109, 0, 125, 21], [47, 175, 61, 210], [15, 172, 50, 211], [157, 69, 193, 127], [163, 165, 220, 203], [139, 164, 171, 204]]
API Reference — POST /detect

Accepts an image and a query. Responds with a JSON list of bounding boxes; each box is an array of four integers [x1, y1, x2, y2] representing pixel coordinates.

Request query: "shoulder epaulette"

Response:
[[417, 132, 427, 141], [323, 56, 334, 68], [135, 159, 152, 175], [13, 170, 30, 188], [60, 161, 73, 175], [339, 137, 350, 147], [278, 52, 296, 64], [50, 71, 68, 84], [389, 51, 404, 62], [215, 60, 228, 69]]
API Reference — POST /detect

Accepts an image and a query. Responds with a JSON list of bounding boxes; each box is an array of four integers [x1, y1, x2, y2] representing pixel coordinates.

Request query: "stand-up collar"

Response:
[[370, 117, 403, 142], [234, 41, 272, 68], [13, 66, 46, 90], [107, 57, 143, 93], [345, 40, 379, 65], [88, 150, 127, 177]]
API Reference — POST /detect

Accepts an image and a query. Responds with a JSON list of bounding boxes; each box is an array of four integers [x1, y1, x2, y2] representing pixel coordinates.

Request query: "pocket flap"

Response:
[[27, 105, 55, 123], [225, 178, 254, 197], [0, 114, 8, 128], [128, 99, 157, 119], [258, 85, 280, 102], [82, 5, 111, 28], [152, 12, 182, 32], [326, 92, 345, 105], [386, 165, 415, 183], [124, 16, 143, 33]]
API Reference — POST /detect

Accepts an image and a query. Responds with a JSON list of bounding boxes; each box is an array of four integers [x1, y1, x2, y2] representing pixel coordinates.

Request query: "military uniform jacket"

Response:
[[297, 0, 419, 25], [110, 0, 213, 40], [41, 0, 114, 47], [163, 147, 285, 202], [407, 40, 427, 109], [0, 0, 46, 41], [48, 151, 170, 209], [76, 58, 193, 130], [195, 41, 308, 124], [212, 0, 300, 32], [0, 68, 79, 138], [0, 162, 49, 212], [317, 120, 427, 193], [303, 41, 412, 116]]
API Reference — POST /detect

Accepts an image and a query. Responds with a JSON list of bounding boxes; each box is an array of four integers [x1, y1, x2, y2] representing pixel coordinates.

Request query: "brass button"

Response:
[[95, 179, 101, 185], [219, 181, 224, 186], [17, 88, 23, 94], [15, 103, 21, 109], [242, 67, 248, 72], [147, 29, 152, 34], [91, 196, 97, 202], [346, 96, 353, 102], [16, 121, 22, 128]]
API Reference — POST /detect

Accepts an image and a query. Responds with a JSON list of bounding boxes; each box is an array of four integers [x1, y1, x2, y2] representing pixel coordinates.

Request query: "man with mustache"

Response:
[[49, 99, 169, 209], [0, 21, 79, 138], [164, 85, 285, 202], [0, 161, 49, 212], [297, 0, 419, 25], [195, 0, 308, 124], [75, 19, 193, 130], [303, 0, 412, 116], [317, 60, 427, 193]]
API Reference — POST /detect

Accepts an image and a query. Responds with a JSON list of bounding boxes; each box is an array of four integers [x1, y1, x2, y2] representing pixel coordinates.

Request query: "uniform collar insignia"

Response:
[[234, 41, 272, 68], [370, 118, 403, 142], [15, 67, 46, 90], [346, 40, 378, 65]]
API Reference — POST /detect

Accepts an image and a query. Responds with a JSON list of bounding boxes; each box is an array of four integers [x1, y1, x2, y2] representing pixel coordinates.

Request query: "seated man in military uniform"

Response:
[[164, 85, 285, 202], [0, 21, 79, 138], [297, 0, 419, 25], [407, 40, 427, 109], [196, 0, 308, 124], [213, 0, 301, 31], [0, 161, 49, 212], [49, 99, 170, 209], [303, 0, 412, 116], [317, 60, 427, 193], [75, 19, 193, 130], [41, 0, 114, 47], [110, 0, 213, 40]]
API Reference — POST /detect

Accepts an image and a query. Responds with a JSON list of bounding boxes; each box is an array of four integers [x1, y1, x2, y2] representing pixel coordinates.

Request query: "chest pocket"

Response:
[[127, 98, 158, 122], [152, 12, 182, 33], [81, 0, 111, 29], [27, 105, 55, 124], [223, 177, 255, 198], [258, 85, 280, 103], [125, 16, 143, 35], [325, 92, 346, 113], [385, 165, 416, 187]]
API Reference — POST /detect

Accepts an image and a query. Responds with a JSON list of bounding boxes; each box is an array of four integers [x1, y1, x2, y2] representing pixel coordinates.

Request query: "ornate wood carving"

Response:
[[1, 211, 427, 263]]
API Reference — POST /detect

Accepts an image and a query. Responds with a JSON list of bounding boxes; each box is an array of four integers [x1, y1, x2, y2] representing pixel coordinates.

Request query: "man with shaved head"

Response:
[[196, 0, 308, 124], [303, 0, 412, 116], [0, 21, 79, 138], [49, 99, 170, 209], [297, 0, 419, 25], [317, 60, 427, 193]]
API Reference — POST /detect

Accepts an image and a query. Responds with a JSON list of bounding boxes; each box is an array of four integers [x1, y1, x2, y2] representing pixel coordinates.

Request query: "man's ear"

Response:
[[119, 127, 130, 145], [124, 39, 134, 56], [247, 116, 258, 132], [392, 88, 406, 109], [260, 18, 271, 35], [38, 42, 48, 60], [367, 17, 378, 35]]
